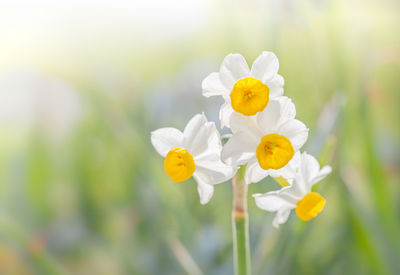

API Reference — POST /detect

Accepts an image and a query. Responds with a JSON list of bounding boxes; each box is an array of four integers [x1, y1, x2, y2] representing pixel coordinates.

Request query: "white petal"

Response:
[[300, 152, 321, 184], [219, 53, 250, 89], [288, 152, 331, 195], [151, 127, 183, 157], [256, 97, 296, 134], [195, 115, 222, 155], [202, 72, 229, 98], [229, 111, 261, 136], [222, 131, 257, 166], [244, 158, 269, 184], [268, 151, 301, 179], [253, 185, 299, 228], [311, 165, 332, 185], [253, 192, 292, 212], [256, 99, 282, 133], [279, 185, 304, 202], [182, 113, 214, 156], [195, 152, 236, 184], [268, 74, 284, 98], [278, 119, 309, 151], [193, 172, 215, 205], [272, 207, 292, 228], [219, 101, 234, 129], [277, 96, 296, 120], [250, 51, 279, 83]]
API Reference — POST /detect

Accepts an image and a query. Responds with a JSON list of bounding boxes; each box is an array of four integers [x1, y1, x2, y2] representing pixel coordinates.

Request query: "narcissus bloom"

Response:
[[222, 97, 308, 184], [202, 51, 284, 128], [151, 113, 235, 204], [253, 152, 332, 228]]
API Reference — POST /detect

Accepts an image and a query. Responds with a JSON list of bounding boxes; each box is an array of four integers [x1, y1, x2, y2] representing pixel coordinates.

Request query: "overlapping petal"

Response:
[[268, 74, 285, 98], [295, 152, 332, 191], [151, 113, 236, 205], [222, 132, 258, 166], [272, 207, 292, 228], [311, 165, 332, 185], [256, 99, 283, 133], [253, 192, 293, 212], [244, 158, 269, 184], [253, 152, 331, 227], [201, 52, 285, 129], [183, 113, 216, 156], [195, 152, 235, 184], [194, 173, 215, 205], [223, 97, 308, 184], [253, 185, 299, 228], [219, 102, 234, 129]]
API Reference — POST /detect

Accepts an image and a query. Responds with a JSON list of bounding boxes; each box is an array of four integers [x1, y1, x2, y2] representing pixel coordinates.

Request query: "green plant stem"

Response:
[[232, 170, 251, 275]]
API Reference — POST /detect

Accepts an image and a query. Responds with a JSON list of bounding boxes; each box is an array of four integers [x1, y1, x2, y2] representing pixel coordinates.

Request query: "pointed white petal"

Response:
[[253, 192, 292, 212], [268, 74, 284, 98], [151, 127, 183, 157], [272, 207, 292, 228], [219, 101, 234, 129], [256, 99, 282, 133], [222, 131, 258, 166], [279, 185, 304, 202], [229, 111, 261, 136], [250, 51, 279, 83], [244, 158, 269, 184], [219, 53, 250, 89], [278, 119, 309, 151], [256, 97, 296, 134], [311, 165, 332, 185], [278, 96, 296, 120], [300, 152, 321, 184], [195, 114, 222, 155], [268, 151, 301, 179], [195, 151, 236, 184], [288, 152, 331, 195], [182, 113, 214, 156], [253, 185, 299, 228], [202, 72, 229, 98], [193, 172, 215, 205]]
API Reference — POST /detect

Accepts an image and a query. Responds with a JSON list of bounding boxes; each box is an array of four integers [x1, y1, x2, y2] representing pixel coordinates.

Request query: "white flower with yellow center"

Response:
[[253, 152, 332, 228], [151, 113, 235, 204], [222, 97, 308, 184], [202, 51, 284, 128]]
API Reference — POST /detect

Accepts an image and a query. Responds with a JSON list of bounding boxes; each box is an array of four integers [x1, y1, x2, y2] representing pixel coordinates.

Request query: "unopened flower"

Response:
[[222, 97, 308, 184], [201, 51, 284, 128], [253, 152, 332, 228], [151, 113, 235, 204]]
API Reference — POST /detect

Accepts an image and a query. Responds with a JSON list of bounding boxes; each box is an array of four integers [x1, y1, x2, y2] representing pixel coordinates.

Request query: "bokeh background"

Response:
[[0, 0, 399, 274]]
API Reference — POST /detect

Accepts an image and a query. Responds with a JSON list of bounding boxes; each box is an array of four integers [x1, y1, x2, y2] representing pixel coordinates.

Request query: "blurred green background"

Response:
[[0, 0, 399, 274]]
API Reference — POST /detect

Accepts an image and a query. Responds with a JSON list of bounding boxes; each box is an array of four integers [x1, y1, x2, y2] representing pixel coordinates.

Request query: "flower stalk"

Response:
[[232, 167, 251, 275]]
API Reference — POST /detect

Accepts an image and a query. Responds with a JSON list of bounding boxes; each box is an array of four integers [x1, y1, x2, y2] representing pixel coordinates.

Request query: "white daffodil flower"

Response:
[[201, 51, 284, 128], [151, 113, 235, 204], [253, 152, 332, 228], [222, 97, 308, 184]]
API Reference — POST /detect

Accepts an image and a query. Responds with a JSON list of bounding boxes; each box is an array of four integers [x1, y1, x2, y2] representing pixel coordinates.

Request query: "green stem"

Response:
[[232, 170, 251, 275]]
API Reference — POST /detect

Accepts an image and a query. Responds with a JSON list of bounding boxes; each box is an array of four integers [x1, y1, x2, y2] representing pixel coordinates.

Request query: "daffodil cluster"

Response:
[[151, 51, 331, 227]]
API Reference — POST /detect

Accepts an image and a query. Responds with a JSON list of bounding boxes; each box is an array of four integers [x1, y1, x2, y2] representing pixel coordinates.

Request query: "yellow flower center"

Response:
[[230, 77, 269, 116], [296, 192, 326, 221], [256, 134, 294, 170], [164, 147, 196, 182]]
